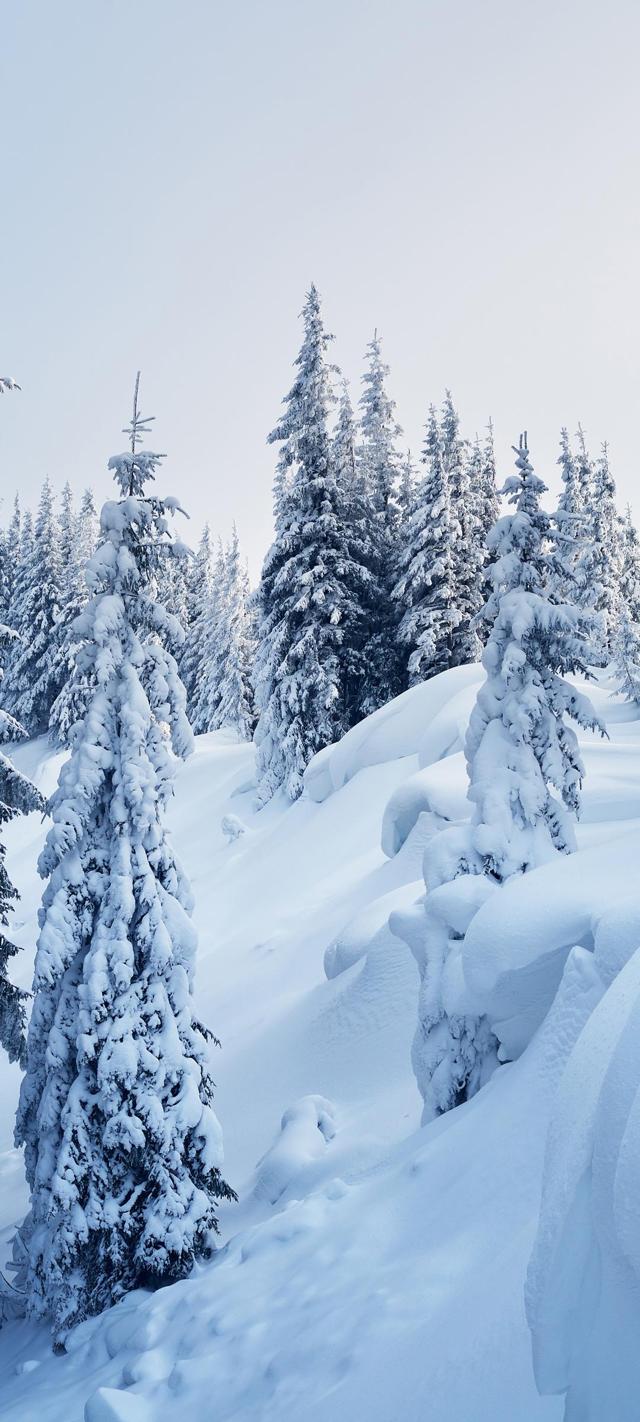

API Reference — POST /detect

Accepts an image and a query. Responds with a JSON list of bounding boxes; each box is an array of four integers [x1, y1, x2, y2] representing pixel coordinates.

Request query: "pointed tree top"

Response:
[[122, 371, 156, 454]]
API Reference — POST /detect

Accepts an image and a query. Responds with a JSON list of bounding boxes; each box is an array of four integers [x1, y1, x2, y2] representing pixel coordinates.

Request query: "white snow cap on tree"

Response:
[[16, 375, 235, 1348]]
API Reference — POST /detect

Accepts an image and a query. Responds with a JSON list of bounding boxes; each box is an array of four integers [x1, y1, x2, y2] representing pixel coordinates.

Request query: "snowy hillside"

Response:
[[1, 666, 639, 1420]]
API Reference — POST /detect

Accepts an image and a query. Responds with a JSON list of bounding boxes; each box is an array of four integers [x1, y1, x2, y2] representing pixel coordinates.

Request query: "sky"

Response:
[[1, 0, 639, 576]]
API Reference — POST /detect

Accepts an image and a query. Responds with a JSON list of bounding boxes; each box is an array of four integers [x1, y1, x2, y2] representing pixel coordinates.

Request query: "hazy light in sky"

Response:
[[1, 0, 639, 574]]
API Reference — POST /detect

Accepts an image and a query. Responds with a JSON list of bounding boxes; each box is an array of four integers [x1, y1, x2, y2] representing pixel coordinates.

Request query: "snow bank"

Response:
[[462, 830, 640, 1060], [381, 754, 469, 858], [527, 927, 640, 1419], [304, 665, 481, 803], [253, 1095, 337, 1204]]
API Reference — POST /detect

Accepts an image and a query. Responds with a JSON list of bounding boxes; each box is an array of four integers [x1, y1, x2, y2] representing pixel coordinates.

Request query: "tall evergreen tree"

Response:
[[0, 496, 21, 625], [442, 391, 482, 667], [16, 379, 235, 1347], [619, 506, 640, 622], [214, 526, 256, 740], [0, 629, 44, 1063], [254, 286, 372, 802], [190, 538, 227, 735], [466, 433, 603, 879], [392, 404, 459, 684], [0, 381, 43, 1065], [5, 480, 65, 734], [355, 332, 405, 712], [330, 378, 376, 724], [401, 434, 603, 1124], [577, 441, 621, 661], [357, 330, 402, 516], [179, 523, 213, 715], [49, 488, 99, 744]]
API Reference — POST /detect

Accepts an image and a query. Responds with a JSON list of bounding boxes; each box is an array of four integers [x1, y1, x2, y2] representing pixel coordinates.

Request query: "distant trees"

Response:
[[1, 284, 638, 812]]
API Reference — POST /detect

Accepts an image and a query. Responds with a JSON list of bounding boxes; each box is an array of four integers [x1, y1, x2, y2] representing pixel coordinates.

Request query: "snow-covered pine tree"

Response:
[[619, 506, 640, 623], [398, 449, 417, 517], [5, 478, 64, 735], [612, 610, 640, 704], [330, 377, 376, 725], [465, 421, 501, 641], [397, 434, 604, 1123], [179, 522, 213, 716], [356, 331, 405, 712], [0, 627, 44, 1063], [392, 403, 459, 685], [479, 418, 500, 542], [465, 432, 603, 879], [358, 330, 403, 517], [16, 377, 235, 1347], [155, 524, 190, 660], [441, 391, 483, 667], [213, 525, 256, 740], [49, 487, 100, 744], [0, 496, 21, 626], [190, 538, 227, 734], [254, 286, 372, 802], [0, 380, 44, 1065], [576, 440, 621, 662]]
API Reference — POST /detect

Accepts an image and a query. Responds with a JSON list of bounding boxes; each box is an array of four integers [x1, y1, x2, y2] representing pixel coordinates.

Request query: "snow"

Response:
[[2, 666, 640, 1417]]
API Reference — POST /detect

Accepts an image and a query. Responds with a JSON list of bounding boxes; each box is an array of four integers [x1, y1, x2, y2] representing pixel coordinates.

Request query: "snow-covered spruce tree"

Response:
[[254, 286, 372, 803], [0, 378, 43, 1065], [0, 496, 21, 625], [357, 330, 403, 517], [330, 377, 377, 725], [5, 478, 64, 735], [441, 391, 483, 667], [619, 505, 640, 622], [464, 423, 500, 640], [5, 495, 21, 610], [478, 418, 500, 544], [397, 448, 417, 517], [49, 487, 100, 744], [466, 432, 603, 878], [213, 526, 256, 740], [190, 538, 227, 734], [0, 628, 44, 1063], [356, 331, 405, 713], [395, 434, 604, 1122], [155, 523, 190, 662], [16, 378, 235, 1348], [612, 610, 640, 704], [392, 404, 459, 685], [577, 440, 622, 662], [179, 522, 213, 716]]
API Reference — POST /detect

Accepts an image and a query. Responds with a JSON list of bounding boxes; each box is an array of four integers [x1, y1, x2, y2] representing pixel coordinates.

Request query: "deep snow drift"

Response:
[[1, 667, 639, 1420]]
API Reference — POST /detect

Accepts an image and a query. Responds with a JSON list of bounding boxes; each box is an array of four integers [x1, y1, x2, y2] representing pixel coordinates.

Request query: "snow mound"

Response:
[[304, 665, 480, 803], [527, 936, 640, 1419], [462, 830, 640, 1060], [381, 754, 469, 858], [324, 882, 420, 980], [253, 1095, 337, 1204]]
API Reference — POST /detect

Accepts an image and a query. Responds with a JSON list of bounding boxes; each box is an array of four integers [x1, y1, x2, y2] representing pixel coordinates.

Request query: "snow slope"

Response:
[[0, 669, 639, 1421]]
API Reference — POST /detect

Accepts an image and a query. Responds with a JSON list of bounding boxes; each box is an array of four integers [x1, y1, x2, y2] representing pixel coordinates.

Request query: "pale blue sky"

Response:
[[1, 0, 639, 573]]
